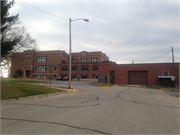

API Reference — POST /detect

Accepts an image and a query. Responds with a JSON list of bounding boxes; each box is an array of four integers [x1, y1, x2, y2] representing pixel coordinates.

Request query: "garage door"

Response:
[[128, 71, 148, 85]]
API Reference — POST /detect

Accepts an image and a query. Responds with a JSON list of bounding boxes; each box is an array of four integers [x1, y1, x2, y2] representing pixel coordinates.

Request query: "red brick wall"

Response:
[[98, 63, 179, 86]]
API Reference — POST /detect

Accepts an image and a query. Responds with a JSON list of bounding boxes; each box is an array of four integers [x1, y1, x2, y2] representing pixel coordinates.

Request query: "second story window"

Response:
[[72, 59, 77, 63], [35, 65, 47, 72], [62, 54, 66, 59], [91, 58, 97, 63], [81, 58, 87, 63], [36, 56, 47, 63], [26, 56, 31, 63], [54, 67, 56, 71]]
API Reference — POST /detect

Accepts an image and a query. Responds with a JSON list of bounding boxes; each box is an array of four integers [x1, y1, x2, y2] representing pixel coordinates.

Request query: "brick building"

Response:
[[10, 50, 179, 86]]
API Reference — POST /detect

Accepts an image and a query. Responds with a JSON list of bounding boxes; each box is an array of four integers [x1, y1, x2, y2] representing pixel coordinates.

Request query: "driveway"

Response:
[[1, 82, 179, 134]]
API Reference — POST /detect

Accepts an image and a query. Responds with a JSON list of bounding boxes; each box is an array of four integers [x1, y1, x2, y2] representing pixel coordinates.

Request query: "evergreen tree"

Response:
[[1, 0, 21, 60]]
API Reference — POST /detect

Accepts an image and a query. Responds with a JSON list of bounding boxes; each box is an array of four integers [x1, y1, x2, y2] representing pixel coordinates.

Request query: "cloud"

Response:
[[10, 0, 179, 64]]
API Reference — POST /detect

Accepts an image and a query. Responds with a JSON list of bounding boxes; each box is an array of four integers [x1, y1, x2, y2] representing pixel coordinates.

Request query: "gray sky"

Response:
[[10, 0, 179, 64]]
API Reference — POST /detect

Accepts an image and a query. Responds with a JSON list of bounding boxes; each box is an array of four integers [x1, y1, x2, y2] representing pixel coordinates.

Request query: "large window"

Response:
[[62, 54, 66, 59], [81, 65, 88, 71], [72, 59, 77, 63], [71, 74, 77, 78], [81, 74, 88, 78], [36, 56, 47, 63], [91, 58, 97, 63], [163, 70, 169, 76], [93, 65, 98, 70], [72, 65, 77, 71], [35, 74, 46, 79], [61, 66, 68, 71], [35, 65, 47, 72], [61, 74, 67, 78], [81, 58, 87, 63], [93, 74, 98, 79]]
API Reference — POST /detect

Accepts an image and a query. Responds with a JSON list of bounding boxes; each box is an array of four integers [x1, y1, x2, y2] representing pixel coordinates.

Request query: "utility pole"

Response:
[[172, 47, 175, 89]]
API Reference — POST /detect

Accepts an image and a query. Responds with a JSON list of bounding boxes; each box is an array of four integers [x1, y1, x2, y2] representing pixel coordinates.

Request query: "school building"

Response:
[[10, 50, 179, 87]]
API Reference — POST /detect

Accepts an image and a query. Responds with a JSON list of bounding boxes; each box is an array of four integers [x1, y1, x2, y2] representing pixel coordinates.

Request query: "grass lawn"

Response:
[[95, 83, 113, 87], [1, 78, 63, 100], [161, 87, 179, 92]]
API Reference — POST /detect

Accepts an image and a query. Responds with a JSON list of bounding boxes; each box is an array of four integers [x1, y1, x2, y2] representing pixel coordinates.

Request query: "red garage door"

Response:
[[128, 71, 148, 85]]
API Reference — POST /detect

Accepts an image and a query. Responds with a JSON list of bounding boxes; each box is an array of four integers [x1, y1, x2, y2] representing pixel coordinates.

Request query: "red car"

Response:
[[62, 77, 69, 81]]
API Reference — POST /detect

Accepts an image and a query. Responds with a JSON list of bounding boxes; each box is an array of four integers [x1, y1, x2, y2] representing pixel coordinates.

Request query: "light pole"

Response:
[[69, 18, 89, 89]]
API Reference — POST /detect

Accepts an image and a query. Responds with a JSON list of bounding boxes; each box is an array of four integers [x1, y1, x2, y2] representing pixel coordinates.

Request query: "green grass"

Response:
[[1, 79, 63, 100], [95, 83, 113, 87], [1, 78, 47, 84], [161, 87, 179, 92]]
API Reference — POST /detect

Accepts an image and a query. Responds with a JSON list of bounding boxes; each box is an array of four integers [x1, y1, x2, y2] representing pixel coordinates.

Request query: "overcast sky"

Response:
[[9, 0, 179, 64]]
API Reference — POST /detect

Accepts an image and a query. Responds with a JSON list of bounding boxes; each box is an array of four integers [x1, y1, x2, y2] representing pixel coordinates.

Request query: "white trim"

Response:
[[158, 76, 175, 79]]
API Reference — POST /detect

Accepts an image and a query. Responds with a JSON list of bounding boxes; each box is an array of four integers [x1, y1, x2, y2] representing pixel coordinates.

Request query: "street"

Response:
[[1, 81, 179, 134]]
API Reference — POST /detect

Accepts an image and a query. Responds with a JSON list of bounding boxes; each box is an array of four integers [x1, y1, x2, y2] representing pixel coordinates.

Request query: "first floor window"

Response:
[[54, 74, 56, 79], [35, 74, 46, 79], [71, 74, 77, 78], [81, 74, 88, 78], [163, 70, 169, 76], [93, 74, 98, 79]]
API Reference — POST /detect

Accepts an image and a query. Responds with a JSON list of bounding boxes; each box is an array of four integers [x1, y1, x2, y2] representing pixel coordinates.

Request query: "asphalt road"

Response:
[[1, 82, 179, 134]]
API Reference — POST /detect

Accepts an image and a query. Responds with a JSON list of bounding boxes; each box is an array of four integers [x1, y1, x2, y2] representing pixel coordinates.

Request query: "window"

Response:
[[163, 70, 169, 76], [81, 58, 87, 63], [61, 66, 68, 71], [72, 65, 77, 71], [62, 54, 66, 59], [35, 65, 47, 72], [62, 60, 66, 64], [93, 74, 98, 79], [71, 74, 77, 78], [54, 74, 56, 79], [93, 65, 98, 70], [81, 65, 88, 71], [91, 58, 97, 63], [81, 74, 88, 78], [54, 67, 56, 71], [35, 74, 46, 79], [72, 59, 77, 63], [36, 56, 47, 63], [26, 56, 31, 63], [61, 74, 67, 78]]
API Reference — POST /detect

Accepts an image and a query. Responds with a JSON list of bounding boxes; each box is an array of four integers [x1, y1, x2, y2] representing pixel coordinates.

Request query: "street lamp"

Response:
[[69, 18, 89, 89]]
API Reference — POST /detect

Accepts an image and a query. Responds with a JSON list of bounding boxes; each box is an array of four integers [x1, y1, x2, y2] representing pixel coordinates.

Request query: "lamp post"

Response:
[[69, 18, 89, 89]]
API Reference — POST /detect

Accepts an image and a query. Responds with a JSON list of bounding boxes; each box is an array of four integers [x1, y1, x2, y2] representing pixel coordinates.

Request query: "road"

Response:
[[1, 81, 179, 134]]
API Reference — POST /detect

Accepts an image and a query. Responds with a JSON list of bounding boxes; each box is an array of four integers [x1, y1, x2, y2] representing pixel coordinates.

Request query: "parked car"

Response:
[[56, 77, 62, 81], [62, 77, 69, 81]]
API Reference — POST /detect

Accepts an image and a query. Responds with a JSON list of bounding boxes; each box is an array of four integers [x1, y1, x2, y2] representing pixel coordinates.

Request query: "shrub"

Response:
[[15, 69, 23, 77]]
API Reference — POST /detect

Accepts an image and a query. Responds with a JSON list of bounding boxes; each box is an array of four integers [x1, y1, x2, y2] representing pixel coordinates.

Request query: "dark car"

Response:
[[62, 77, 69, 81], [56, 77, 62, 81]]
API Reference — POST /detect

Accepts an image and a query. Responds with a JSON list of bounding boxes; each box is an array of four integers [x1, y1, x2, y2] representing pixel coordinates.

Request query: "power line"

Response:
[[141, 50, 171, 63], [19, 0, 68, 21]]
